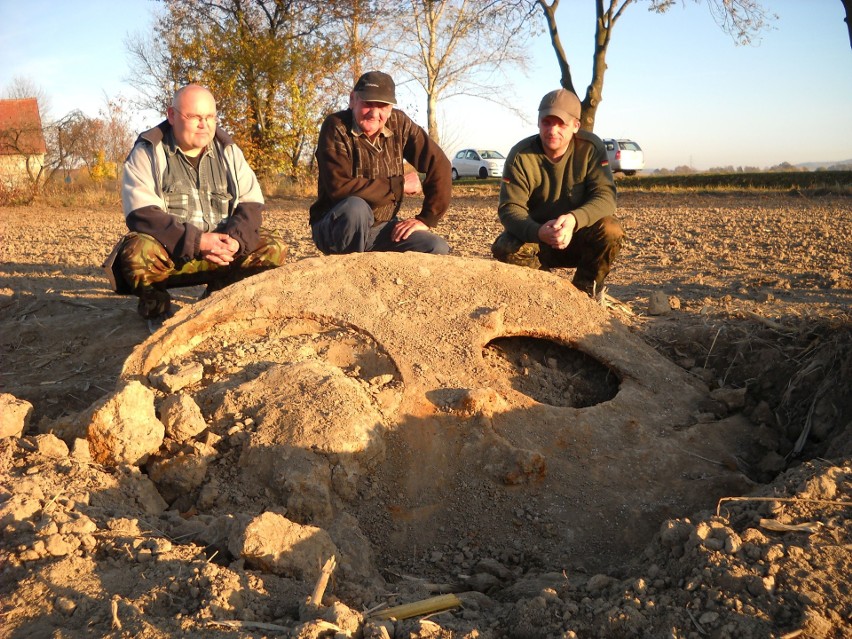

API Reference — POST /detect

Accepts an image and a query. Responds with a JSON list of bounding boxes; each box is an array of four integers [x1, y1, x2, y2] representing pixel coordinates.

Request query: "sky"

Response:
[[1, 0, 850, 171]]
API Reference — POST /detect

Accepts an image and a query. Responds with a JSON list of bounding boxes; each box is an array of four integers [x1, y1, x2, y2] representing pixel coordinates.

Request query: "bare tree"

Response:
[[842, 0, 852, 49], [536, 0, 776, 131], [332, 0, 399, 87], [389, 0, 538, 145], [124, 31, 176, 116], [97, 95, 137, 168], [44, 111, 100, 184]]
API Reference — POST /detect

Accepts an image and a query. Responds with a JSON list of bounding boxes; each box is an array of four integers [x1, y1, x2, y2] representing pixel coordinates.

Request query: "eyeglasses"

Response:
[[174, 108, 218, 126]]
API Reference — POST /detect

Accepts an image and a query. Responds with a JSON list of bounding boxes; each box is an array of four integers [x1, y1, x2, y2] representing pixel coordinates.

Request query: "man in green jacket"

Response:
[[492, 88, 623, 300]]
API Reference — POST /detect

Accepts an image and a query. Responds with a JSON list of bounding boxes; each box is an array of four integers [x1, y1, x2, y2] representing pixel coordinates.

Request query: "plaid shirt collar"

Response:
[[162, 128, 213, 160]]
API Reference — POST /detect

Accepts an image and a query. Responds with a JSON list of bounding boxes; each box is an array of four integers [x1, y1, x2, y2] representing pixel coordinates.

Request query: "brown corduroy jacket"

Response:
[[310, 108, 451, 228]]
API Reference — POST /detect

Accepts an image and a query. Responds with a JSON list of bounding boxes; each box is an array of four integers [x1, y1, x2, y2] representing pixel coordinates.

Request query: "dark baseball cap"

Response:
[[353, 71, 397, 105], [538, 88, 581, 123]]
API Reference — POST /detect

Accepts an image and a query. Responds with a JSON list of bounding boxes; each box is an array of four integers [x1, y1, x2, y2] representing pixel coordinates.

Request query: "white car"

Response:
[[603, 139, 644, 176], [451, 149, 505, 179]]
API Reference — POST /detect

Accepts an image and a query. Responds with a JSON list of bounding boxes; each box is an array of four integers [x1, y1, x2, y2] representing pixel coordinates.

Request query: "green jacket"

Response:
[[498, 130, 616, 243]]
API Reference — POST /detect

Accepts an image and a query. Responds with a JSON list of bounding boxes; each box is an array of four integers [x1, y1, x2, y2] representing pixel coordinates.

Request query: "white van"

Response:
[[603, 139, 644, 176]]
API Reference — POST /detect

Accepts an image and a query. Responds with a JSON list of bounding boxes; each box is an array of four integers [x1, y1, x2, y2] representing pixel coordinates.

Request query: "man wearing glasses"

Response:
[[106, 84, 286, 332]]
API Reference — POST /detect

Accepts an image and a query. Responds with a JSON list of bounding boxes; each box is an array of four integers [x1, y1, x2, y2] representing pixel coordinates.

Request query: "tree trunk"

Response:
[[427, 90, 440, 146], [581, 4, 612, 132], [537, 0, 632, 133], [537, 0, 576, 94]]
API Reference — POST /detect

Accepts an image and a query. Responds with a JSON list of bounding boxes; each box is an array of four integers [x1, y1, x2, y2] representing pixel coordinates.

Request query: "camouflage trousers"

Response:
[[116, 229, 287, 318], [491, 215, 624, 297]]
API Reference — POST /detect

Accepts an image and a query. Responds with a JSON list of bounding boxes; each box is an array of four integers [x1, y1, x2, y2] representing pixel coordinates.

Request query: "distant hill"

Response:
[[796, 159, 852, 171]]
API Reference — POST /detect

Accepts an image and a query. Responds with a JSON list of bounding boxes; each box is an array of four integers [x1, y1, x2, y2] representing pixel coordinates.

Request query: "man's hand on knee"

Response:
[[200, 232, 239, 265], [391, 217, 428, 242], [538, 213, 576, 250]]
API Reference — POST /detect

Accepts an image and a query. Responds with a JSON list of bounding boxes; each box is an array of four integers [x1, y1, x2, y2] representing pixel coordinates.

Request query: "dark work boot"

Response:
[[136, 286, 172, 319], [571, 274, 607, 305], [136, 287, 178, 334], [491, 231, 542, 270]]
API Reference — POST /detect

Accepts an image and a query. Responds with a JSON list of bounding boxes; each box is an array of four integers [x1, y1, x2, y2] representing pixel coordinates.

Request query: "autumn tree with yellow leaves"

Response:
[[127, 0, 354, 179]]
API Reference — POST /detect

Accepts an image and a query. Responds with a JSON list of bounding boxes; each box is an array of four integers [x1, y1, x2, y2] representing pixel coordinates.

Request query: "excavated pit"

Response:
[[120, 252, 762, 584], [483, 336, 620, 407]]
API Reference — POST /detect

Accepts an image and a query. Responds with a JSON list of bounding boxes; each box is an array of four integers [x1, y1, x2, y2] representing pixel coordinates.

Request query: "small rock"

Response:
[[699, 611, 719, 625], [675, 357, 696, 370], [146, 453, 210, 504], [80, 534, 97, 550], [710, 387, 747, 411], [751, 401, 777, 427], [586, 573, 615, 593], [319, 601, 362, 634], [86, 381, 164, 466], [0, 393, 33, 438], [659, 519, 693, 548], [54, 596, 77, 615], [229, 511, 338, 581], [702, 537, 724, 551], [689, 367, 716, 383], [158, 394, 207, 442], [474, 557, 513, 580], [150, 538, 173, 554], [647, 290, 671, 315], [362, 620, 393, 639], [764, 544, 785, 562], [60, 515, 97, 536], [44, 534, 78, 557], [369, 374, 394, 387], [454, 388, 508, 416], [801, 473, 837, 500], [148, 361, 204, 393], [724, 532, 742, 554], [32, 433, 69, 458], [694, 521, 712, 540], [758, 451, 786, 474], [70, 438, 91, 460], [465, 572, 500, 593]]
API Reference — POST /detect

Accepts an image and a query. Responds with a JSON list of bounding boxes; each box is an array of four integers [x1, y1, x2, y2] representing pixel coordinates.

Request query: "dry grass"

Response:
[[5, 169, 849, 209]]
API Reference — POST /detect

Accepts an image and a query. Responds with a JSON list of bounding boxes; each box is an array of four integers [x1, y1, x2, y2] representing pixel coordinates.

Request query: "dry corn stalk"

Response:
[[369, 594, 462, 620], [309, 555, 337, 606]]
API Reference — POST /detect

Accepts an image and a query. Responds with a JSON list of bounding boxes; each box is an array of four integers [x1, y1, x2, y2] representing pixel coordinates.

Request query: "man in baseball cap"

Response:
[[309, 71, 452, 255], [538, 88, 582, 123], [491, 88, 623, 302], [352, 71, 397, 105]]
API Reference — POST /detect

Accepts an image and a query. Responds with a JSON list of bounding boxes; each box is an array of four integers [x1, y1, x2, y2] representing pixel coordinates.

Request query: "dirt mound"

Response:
[[112, 253, 764, 573]]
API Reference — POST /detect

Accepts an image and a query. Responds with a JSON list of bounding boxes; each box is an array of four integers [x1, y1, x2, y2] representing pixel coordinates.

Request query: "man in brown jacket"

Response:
[[310, 71, 451, 254]]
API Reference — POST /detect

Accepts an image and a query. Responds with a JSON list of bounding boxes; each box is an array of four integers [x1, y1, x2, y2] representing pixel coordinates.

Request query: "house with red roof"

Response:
[[0, 98, 47, 187]]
